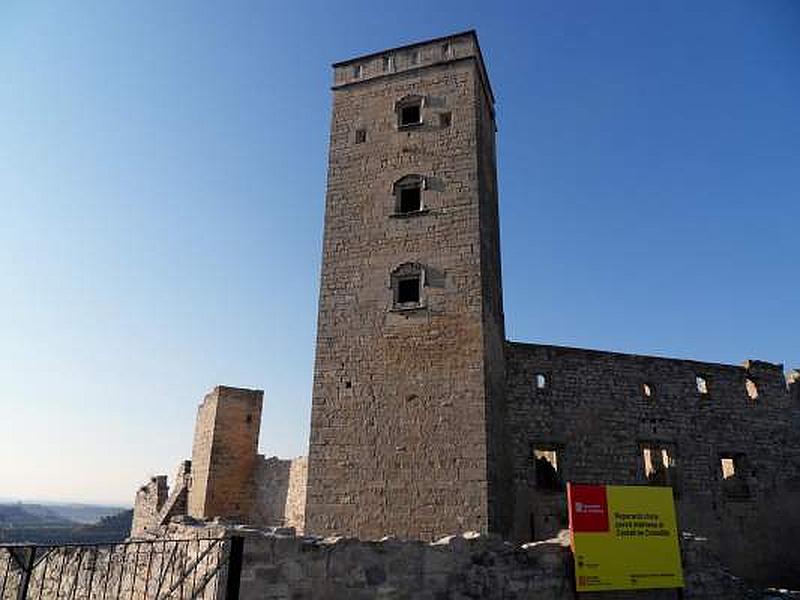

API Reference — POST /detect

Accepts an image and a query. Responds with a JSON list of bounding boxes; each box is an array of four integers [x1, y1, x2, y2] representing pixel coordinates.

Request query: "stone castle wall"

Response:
[[251, 455, 307, 533], [133, 387, 304, 537], [154, 523, 765, 600], [505, 341, 800, 585], [131, 476, 167, 537]]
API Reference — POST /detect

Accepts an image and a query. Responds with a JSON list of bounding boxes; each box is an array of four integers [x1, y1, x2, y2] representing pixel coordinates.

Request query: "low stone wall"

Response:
[[158, 522, 785, 600]]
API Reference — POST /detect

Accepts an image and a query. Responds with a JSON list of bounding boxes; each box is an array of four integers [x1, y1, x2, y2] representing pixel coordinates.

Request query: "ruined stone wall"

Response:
[[188, 386, 263, 522], [131, 462, 192, 538], [168, 524, 760, 600], [284, 456, 307, 533], [505, 341, 800, 586], [306, 31, 504, 541], [131, 476, 167, 538], [251, 456, 290, 528]]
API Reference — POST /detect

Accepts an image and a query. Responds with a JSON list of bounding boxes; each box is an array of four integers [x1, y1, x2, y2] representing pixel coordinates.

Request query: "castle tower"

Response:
[[305, 31, 510, 540], [187, 386, 263, 521]]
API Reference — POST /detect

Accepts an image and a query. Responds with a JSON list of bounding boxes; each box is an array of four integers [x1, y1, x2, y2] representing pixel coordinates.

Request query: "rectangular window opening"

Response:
[[399, 186, 421, 213], [440, 111, 451, 128], [720, 454, 751, 499], [641, 444, 676, 489], [397, 277, 420, 305], [535, 373, 548, 390], [400, 104, 421, 127], [534, 448, 561, 490], [696, 375, 709, 396], [721, 457, 736, 479], [355, 128, 366, 144]]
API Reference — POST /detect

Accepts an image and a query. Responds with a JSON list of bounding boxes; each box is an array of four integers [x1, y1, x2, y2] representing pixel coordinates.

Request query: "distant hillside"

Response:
[[0, 504, 74, 528], [0, 503, 132, 544], [39, 503, 129, 525]]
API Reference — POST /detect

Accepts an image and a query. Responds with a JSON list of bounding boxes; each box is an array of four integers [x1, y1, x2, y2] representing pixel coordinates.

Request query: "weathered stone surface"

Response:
[[305, 29, 509, 542], [188, 386, 263, 521], [506, 343, 800, 585], [156, 523, 793, 600]]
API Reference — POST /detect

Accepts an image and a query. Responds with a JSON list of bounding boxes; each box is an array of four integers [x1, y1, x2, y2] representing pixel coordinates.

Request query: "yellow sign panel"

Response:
[[568, 483, 684, 592]]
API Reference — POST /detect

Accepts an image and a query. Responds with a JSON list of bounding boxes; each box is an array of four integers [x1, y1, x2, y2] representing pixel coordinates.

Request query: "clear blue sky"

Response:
[[1, 1, 798, 505]]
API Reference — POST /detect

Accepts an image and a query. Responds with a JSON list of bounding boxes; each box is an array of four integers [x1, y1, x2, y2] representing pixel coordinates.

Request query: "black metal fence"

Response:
[[0, 537, 243, 600]]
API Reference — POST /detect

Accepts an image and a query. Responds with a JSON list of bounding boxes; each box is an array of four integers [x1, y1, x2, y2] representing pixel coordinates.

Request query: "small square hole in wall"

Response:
[[745, 378, 759, 400], [535, 373, 548, 390], [397, 277, 420, 304], [721, 457, 736, 479], [355, 128, 366, 144], [440, 112, 451, 128], [696, 375, 709, 396]]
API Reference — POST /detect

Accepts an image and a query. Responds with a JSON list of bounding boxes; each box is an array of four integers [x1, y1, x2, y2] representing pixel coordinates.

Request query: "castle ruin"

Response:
[[133, 31, 800, 586]]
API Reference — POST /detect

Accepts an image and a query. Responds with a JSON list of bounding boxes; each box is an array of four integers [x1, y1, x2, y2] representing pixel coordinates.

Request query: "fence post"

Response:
[[224, 537, 243, 600], [16, 547, 37, 600]]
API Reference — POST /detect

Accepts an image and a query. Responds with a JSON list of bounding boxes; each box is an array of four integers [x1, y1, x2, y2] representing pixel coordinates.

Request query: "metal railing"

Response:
[[0, 537, 243, 600]]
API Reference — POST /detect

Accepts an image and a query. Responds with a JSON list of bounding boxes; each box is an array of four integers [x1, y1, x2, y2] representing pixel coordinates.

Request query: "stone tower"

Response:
[[305, 31, 510, 540], [187, 385, 263, 521]]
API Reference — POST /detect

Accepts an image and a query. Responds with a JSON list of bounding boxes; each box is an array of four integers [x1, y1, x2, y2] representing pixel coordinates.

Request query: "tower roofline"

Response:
[[331, 30, 495, 106]]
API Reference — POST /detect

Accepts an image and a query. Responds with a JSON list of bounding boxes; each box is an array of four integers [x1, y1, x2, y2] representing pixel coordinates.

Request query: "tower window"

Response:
[[642, 382, 653, 399], [352, 64, 362, 78], [439, 112, 451, 128], [382, 55, 394, 72], [397, 277, 420, 305], [400, 104, 420, 127], [392, 175, 426, 215], [396, 95, 424, 128], [399, 186, 421, 213], [409, 50, 420, 65], [391, 263, 425, 310], [441, 42, 451, 59], [355, 128, 366, 144]]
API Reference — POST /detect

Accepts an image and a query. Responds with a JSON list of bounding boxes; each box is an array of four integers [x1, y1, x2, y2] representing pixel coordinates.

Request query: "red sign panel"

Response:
[[567, 483, 609, 533]]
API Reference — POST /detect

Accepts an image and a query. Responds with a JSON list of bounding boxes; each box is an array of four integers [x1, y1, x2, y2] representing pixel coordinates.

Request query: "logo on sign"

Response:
[[569, 484, 610, 532]]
